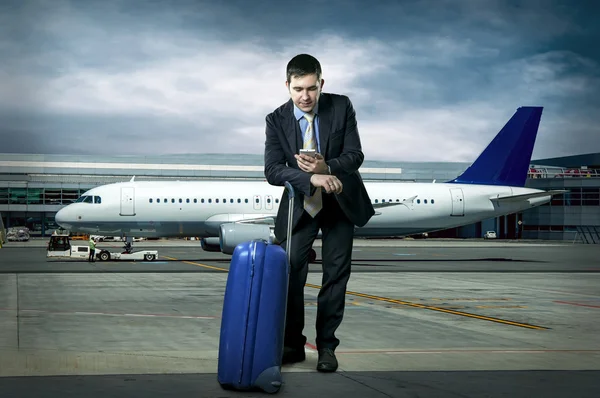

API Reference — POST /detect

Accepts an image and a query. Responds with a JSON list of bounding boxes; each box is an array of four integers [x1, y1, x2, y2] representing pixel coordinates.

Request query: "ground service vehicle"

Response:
[[46, 232, 158, 261], [95, 248, 158, 261], [484, 231, 497, 239]]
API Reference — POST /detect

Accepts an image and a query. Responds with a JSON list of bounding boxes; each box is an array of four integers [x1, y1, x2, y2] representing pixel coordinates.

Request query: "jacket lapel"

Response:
[[283, 99, 301, 155], [318, 93, 333, 157]]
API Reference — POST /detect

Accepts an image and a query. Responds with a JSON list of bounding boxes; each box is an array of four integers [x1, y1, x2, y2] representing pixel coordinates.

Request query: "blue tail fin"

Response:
[[448, 106, 543, 187]]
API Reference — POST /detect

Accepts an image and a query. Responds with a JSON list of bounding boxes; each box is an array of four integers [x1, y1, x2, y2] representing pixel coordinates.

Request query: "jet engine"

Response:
[[200, 237, 221, 252], [219, 222, 273, 255]]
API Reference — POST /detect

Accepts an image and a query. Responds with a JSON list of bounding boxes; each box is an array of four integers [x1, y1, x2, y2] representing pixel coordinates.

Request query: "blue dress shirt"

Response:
[[294, 102, 320, 153]]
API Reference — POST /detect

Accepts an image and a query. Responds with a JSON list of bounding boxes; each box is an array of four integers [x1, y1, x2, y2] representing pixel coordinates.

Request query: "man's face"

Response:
[[286, 73, 324, 113]]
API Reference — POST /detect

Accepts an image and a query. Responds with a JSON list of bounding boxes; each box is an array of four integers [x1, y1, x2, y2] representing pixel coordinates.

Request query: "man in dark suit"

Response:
[[264, 53, 375, 372]]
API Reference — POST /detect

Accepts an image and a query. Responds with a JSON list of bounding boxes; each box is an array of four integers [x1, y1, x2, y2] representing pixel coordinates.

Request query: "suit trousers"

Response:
[[280, 190, 355, 351]]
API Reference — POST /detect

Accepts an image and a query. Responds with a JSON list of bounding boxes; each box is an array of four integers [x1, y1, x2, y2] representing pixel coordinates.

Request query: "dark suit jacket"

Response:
[[264, 92, 375, 242]]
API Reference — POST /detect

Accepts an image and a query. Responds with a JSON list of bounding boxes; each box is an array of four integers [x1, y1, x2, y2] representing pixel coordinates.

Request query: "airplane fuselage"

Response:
[[55, 180, 550, 238], [54, 106, 560, 251]]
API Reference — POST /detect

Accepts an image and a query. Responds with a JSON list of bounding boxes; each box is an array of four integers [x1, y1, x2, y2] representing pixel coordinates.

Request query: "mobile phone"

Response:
[[300, 149, 317, 158]]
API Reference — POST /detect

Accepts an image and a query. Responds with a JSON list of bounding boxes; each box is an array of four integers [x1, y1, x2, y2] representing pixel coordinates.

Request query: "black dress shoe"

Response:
[[316, 348, 338, 372], [282, 346, 305, 364]]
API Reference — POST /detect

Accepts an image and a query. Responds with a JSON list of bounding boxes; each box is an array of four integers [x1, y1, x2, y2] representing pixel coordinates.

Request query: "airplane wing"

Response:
[[490, 190, 567, 203], [205, 213, 276, 225], [207, 194, 418, 223], [235, 216, 276, 225], [372, 195, 418, 213], [372, 202, 403, 209]]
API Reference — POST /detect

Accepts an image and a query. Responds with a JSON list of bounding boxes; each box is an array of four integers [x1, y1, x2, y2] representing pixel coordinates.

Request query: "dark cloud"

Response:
[[0, 0, 598, 162]]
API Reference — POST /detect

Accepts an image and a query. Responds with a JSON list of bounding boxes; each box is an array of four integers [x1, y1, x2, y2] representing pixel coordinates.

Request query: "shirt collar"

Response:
[[293, 101, 319, 121]]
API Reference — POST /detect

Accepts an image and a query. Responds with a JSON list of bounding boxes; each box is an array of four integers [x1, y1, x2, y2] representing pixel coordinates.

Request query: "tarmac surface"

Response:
[[0, 237, 599, 397]]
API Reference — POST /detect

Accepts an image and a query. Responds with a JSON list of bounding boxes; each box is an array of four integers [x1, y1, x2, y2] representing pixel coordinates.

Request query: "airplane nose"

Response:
[[55, 207, 71, 228]]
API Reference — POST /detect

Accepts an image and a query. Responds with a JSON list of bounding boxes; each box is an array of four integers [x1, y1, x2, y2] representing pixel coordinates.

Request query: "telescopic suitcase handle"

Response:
[[283, 181, 295, 262]]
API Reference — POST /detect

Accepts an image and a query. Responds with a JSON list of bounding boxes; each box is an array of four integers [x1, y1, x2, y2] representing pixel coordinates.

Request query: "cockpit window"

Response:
[[76, 195, 94, 203], [75, 195, 101, 204]]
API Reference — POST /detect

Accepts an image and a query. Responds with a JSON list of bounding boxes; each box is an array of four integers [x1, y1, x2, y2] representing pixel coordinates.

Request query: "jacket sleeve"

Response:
[[326, 96, 365, 176], [264, 113, 314, 196]]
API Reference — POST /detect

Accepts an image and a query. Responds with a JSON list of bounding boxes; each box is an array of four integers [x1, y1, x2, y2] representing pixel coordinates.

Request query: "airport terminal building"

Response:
[[1, 152, 599, 243]]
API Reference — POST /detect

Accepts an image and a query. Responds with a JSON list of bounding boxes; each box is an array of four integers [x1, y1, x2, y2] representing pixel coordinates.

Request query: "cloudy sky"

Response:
[[0, 0, 598, 162]]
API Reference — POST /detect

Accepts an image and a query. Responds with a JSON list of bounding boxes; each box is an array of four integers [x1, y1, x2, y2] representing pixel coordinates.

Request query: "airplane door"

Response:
[[265, 195, 273, 210], [120, 187, 135, 216], [253, 195, 261, 210], [450, 188, 464, 216]]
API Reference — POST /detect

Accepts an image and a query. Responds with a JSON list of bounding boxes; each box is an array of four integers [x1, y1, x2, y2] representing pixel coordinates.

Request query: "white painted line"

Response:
[[19, 309, 217, 320]]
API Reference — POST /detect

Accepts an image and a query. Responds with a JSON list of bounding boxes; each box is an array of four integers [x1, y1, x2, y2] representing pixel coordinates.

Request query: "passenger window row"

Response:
[[417, 199, 434, 204], [148, 198, 281, 204], [373, 198, 435, 204]]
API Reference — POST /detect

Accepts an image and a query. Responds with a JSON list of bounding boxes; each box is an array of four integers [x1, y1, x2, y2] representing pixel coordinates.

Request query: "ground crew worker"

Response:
[[88, 238, 96, 262]]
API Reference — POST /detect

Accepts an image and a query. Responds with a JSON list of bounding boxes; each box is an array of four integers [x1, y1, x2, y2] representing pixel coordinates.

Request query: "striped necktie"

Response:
[[302, 112, 322, 217]]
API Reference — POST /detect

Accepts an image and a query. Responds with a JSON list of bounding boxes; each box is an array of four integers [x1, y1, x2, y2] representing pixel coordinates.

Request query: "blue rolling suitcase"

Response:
[[217, 182, 295, 393]]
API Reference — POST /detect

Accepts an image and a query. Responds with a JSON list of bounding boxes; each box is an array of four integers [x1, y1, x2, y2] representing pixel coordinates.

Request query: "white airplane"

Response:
[[55, 106, 565, 262]]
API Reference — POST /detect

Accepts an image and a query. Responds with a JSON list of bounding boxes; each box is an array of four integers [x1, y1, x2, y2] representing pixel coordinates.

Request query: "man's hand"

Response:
[[295, 153, 328, 174], [310, 174, 343, 194]]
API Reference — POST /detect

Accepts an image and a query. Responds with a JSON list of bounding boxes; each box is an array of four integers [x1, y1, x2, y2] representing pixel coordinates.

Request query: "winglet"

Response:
[[130, 176, 136, 182], [448, 106, 543, 187]]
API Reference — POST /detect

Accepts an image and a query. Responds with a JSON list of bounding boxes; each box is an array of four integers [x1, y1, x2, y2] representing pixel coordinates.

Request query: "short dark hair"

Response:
[[286, 54, 322, 83]]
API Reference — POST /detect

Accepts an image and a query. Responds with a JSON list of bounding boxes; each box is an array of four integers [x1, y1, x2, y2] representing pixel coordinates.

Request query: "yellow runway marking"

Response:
[[161, 256, 229, 272], [475, 305, 527, 309], [162, 255, 548, 330], [305, 283, 547, 330], [428, 298, 512, 301]]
